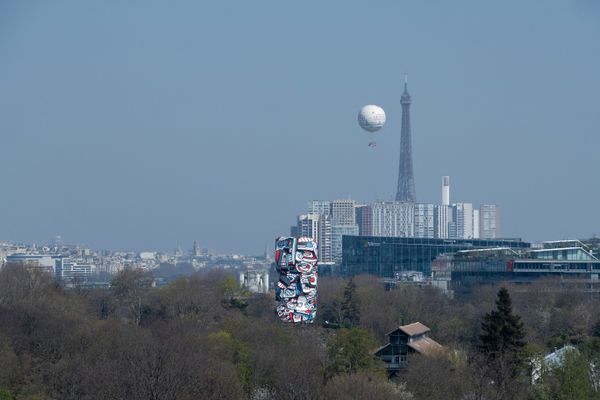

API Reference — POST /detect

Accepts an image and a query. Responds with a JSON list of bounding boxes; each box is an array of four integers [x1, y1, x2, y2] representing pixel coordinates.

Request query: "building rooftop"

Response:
[[528, 247, 598, 261], [391, 322, 431, 337], [408, 336, 444, 355], [542, 240, 591, 251], [455, 247, 521, 259], [544, 345, 577, 366]]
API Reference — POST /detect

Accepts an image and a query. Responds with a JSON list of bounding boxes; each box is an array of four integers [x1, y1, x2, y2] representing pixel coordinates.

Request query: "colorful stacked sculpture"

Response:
[[274, 236, 318, 323]]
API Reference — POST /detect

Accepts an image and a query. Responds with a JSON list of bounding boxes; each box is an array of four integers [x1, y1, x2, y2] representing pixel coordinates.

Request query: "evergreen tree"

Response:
[[341, 278, 361, 328], [479, 287, 526, 360], [479, 287, 527, 398]]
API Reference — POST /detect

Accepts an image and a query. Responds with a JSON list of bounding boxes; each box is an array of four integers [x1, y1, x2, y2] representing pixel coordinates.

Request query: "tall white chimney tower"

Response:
[[442, 176, 450, 206]]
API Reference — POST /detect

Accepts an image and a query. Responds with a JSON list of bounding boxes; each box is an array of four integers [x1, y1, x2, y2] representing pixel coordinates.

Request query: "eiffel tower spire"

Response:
[[395, 75, 416, 202]]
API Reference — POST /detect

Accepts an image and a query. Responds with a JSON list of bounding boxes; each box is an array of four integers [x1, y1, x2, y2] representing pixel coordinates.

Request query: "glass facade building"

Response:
[[341, 236, 530, 277], [332, 225, 359, 261], [434, 245, 600, 294]]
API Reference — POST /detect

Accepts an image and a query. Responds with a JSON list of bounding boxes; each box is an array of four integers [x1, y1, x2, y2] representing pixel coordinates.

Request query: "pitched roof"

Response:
[[544, 345, 578, 366], [388, 322, 431, 337], [374, 343, 392, 356], [408, 337, 443, 356]]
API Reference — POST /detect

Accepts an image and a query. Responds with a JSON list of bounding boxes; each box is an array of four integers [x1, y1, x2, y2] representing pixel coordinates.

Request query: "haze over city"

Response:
[[1, 1, 599, 254]]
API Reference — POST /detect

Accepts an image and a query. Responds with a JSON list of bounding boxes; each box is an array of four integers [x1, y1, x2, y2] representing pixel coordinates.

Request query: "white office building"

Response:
[[308, 200, 331, 216], [479, 204, 501, 239], [414, 203, 435, 238], [372, 202, 415, 238], [4, 254, 63, 280], [332, 200, 356, 226], [452, 203, 474, 239], [61, 260, 96, 285], [297, 213, 333, 262], [473, 209, 480, 239], [298, 213, 320, 240], [435, 205, 452, 239], [318, 215, 333, 262]]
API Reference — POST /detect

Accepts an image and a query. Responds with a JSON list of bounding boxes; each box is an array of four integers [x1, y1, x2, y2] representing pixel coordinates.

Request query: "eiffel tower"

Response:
[[395, 76, 416, 203]]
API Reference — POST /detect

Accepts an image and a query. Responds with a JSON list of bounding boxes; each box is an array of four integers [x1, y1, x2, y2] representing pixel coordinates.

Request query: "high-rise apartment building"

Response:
[[355, 204, 373, 236], [296, 213, 334, 262], [452, 203, 474, 239], [479, 205, 501, 239], [329, 200, 358, 261], [297, 214, 320, 240], [372, 202, 414, 238], [332, 200, 356, 226], [318, 214, 333, 262], [435, 205, 452, 239], [309, 200, 331, 216], [414, 203, 435, 238]]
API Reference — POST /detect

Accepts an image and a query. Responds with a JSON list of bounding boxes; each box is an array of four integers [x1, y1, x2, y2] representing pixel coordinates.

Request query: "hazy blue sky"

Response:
[[1, 1, 599, 254]]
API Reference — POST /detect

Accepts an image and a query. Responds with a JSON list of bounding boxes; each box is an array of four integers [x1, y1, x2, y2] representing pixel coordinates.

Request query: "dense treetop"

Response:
[[1, 266, 599, 399]]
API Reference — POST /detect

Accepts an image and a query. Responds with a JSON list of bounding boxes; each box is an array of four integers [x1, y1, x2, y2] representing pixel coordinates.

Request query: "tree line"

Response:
[[1, 265, 600, 399]]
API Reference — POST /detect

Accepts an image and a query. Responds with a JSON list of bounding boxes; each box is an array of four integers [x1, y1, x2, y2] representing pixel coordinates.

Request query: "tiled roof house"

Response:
[[375, 322, 443, 372]]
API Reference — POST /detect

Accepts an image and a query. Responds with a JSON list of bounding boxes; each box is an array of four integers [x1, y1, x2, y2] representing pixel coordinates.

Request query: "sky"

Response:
[[1, 1, 599, 254]]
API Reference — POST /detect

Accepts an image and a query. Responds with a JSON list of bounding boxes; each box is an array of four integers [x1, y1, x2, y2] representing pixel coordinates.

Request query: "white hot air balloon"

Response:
[[358, 105, 385, 147]]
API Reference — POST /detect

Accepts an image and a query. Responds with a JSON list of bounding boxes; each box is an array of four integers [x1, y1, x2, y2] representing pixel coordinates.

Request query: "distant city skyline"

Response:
[[1, 1, 599, 254], [291, 173, 502, 261]]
